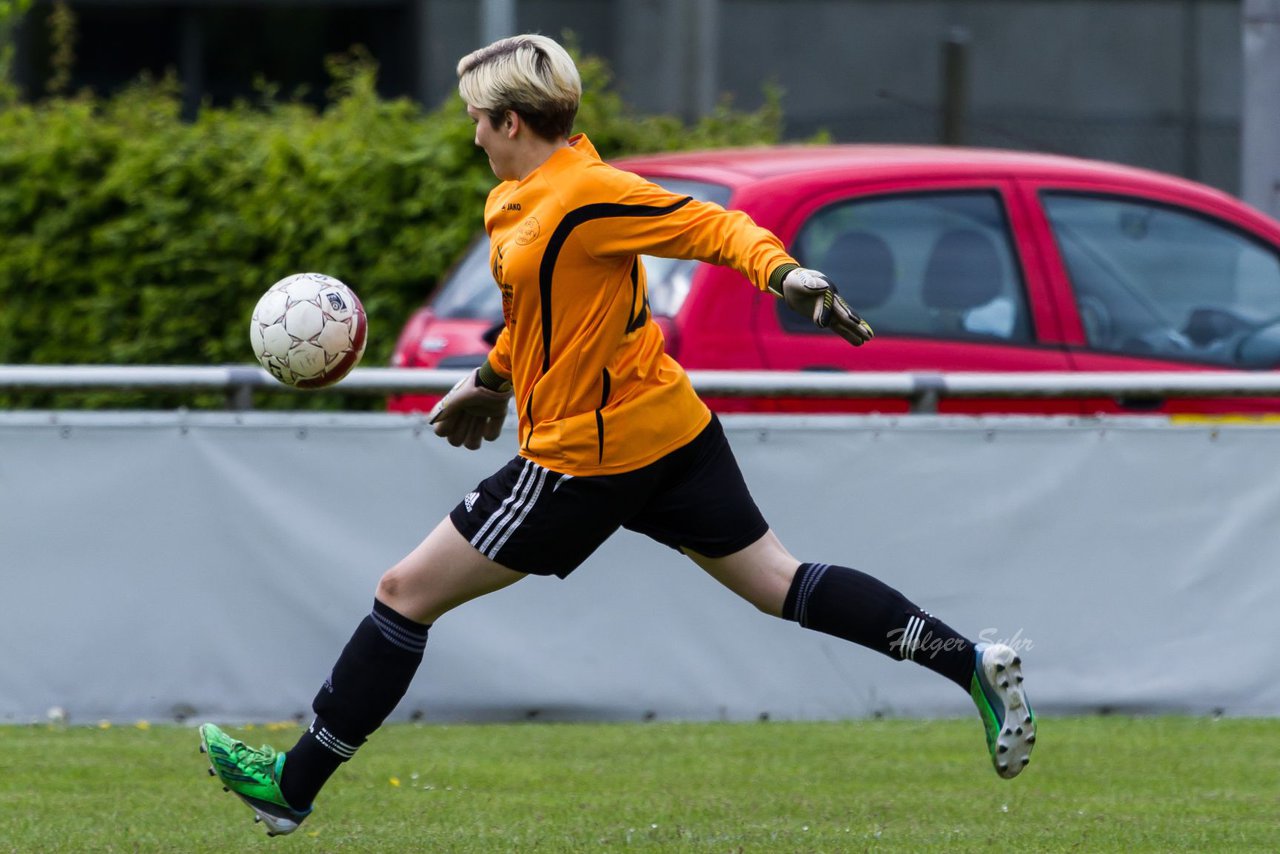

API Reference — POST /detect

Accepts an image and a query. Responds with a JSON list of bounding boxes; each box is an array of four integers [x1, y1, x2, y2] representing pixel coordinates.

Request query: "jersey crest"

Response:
[[515, 216, 541, 246]]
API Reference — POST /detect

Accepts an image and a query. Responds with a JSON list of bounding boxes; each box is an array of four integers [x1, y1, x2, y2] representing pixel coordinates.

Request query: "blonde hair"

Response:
[[457, 34, 582, 141]]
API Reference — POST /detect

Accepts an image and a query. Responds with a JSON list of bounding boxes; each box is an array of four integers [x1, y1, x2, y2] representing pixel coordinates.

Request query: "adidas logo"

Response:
[[464, 491, 480, 512]]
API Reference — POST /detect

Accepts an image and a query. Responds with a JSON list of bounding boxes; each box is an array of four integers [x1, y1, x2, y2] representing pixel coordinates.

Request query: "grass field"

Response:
[[1, 716, 1275, 852]]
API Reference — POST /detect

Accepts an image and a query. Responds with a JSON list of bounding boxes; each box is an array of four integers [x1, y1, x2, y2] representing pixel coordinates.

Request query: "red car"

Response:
[[390, 145, 1280, 415]]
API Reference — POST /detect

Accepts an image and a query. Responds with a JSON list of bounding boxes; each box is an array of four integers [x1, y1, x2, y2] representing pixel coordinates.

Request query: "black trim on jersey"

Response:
[[492, 244, 505, 283], [537, 197, 693, 373], [625, 259, 648, 334], [523, 393, 534, 451], [523, 196, 693, 452], [595, 368, 611, 464]]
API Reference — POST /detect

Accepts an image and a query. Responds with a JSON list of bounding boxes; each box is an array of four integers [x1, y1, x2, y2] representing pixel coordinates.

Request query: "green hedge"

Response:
[[0, 50, 788, 409]]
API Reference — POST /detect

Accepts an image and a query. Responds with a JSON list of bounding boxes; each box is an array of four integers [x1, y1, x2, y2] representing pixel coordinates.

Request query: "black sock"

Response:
[[782, 562, 974, 691], [281, 599, 430, 809]]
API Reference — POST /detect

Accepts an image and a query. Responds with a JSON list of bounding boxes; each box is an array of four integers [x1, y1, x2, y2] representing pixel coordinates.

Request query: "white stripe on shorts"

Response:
[[489, 465, 551, 557], [473, 460, 550, 559], [470, 459, 533, 550]]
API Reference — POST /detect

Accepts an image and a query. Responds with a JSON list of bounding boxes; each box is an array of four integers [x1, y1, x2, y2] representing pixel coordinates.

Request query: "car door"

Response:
[[1019, 179, 1280, 414], [755, 178, 1079, 414]]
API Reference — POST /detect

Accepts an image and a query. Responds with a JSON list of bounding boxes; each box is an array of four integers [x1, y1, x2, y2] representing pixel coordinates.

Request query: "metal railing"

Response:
[[5, 364, 1280, 413]]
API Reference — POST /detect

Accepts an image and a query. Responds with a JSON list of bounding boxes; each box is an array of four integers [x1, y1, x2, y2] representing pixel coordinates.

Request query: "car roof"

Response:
[[611, 143, 1226, 201]]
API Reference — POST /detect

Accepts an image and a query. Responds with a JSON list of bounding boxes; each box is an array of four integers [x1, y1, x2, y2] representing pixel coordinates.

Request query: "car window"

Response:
[[431, 235, 504, 320], [787, 191, 1032, 343], [430, 178, 732, 321], [1043, 193, 1280, 368]]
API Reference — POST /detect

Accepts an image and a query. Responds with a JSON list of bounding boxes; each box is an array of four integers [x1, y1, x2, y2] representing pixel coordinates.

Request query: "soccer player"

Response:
[[200, 34, 1035, 836]]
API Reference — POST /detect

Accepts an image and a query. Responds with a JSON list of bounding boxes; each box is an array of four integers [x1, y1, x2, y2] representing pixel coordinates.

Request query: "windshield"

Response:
[[430, 177, 733, 320]]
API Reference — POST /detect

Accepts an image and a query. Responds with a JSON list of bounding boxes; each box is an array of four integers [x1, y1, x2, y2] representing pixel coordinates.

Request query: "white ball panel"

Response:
[[249, 322, 266, 359], [252, 289, 290, 325], [288, 342, 328, 379], [284, 301, 325, 341], [316, 318, 354, 354], [284, 277, 324, 304], [260, 323, 293, 360], [269, 273, 309, 292]]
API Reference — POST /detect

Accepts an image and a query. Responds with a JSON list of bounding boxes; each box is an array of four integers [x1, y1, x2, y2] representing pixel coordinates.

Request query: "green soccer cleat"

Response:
[[969, 642, 1036, 779], [199, 723, 312, 836]]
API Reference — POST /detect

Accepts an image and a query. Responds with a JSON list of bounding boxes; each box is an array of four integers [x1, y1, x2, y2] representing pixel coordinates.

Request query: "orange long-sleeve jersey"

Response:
[[481, 134, 797, 476]]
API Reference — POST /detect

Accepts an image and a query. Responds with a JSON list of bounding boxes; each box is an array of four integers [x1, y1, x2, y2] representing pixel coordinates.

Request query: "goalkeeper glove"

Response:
[[427, 366, 513, 450], [772, 267, 875, 346]]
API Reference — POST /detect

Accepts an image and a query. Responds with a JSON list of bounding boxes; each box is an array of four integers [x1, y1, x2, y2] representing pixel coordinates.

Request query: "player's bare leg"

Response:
[[683, 529, 798, 616], [686, 529, 1035, 778], [201, 516, 524, 834], [377, 515, 527, 623]]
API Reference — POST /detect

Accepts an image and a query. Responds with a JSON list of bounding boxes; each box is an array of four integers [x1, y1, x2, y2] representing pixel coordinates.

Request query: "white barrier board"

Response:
[[2, 411, 1278, 724]]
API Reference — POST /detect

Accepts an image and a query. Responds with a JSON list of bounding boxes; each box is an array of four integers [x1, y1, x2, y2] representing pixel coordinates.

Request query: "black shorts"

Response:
[[449, 415, 769, 578]]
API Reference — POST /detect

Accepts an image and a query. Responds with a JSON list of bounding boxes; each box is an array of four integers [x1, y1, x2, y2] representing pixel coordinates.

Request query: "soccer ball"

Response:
[[249, 273, 368, 388]]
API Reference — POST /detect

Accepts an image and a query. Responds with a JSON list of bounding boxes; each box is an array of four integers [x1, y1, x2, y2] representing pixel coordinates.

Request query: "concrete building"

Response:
[[9, 1, 1257, 197]]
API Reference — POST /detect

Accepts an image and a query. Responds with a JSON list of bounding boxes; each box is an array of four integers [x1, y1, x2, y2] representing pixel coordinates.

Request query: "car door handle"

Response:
[[800, 365, 844, 372]]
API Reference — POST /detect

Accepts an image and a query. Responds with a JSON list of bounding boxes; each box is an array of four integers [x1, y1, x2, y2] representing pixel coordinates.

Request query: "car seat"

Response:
[[921, 228, 1006, 336], [818, 230, 896, 312]]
